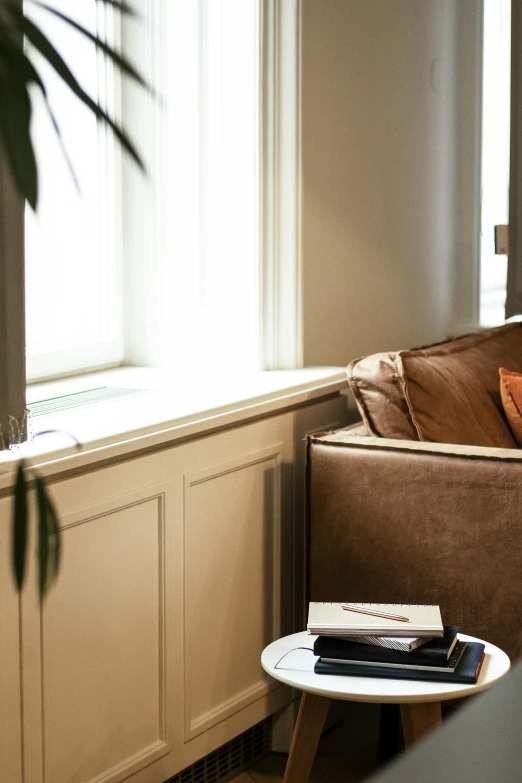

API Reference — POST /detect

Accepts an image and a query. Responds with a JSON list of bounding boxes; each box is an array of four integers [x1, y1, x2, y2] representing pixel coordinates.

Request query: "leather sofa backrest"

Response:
[[347, 323, 522, 448]]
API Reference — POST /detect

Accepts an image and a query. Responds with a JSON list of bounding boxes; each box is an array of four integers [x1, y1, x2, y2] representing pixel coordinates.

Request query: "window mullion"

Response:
[[261, 0, 302, 370]]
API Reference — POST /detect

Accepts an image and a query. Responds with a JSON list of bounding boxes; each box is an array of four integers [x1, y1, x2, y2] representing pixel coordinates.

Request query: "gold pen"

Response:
[[341, 604, 410, 622]]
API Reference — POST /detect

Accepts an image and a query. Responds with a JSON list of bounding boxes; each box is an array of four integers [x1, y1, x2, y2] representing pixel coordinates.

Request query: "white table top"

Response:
[[261, 632, 511, 704]]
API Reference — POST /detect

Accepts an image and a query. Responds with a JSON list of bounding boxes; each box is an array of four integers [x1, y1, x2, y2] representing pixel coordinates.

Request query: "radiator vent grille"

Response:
[[167, 718, 271, 783], [28, 386, 143, 417]]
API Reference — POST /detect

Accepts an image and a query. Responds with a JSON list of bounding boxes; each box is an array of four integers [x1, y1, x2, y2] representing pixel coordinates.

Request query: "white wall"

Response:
[[301, 0, 481, 366]]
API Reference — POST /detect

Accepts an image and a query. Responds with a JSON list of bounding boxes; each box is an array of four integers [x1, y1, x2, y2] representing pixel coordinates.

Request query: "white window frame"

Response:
[[480, 0, 511, 327], [9, 0, 303, 425], [450, 1, 484, 337], [261, 0, 303, 369], [506, 0, 522, 317], [120, 0, 302, 374], [452, 0, 515, 335]]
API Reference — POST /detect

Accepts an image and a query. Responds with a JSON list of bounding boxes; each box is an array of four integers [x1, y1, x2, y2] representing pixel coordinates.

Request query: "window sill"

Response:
[[0, 366, 348, 487]]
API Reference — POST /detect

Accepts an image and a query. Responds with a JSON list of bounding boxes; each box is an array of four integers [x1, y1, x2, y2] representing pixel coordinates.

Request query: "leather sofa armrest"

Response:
[[307, 434, 522, 660], [309, 421, 368, 438]]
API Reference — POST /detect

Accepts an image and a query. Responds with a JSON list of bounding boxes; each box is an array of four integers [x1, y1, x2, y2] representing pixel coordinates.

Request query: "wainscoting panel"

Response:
[[183, 445, 283, 742], [39, 489, 169, 783], [7, 393, 348, 783], [0, 496, 23, 783]]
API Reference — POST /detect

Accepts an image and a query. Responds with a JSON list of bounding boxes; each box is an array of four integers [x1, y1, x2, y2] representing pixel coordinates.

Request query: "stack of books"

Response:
[[307, 603, 486, 683]]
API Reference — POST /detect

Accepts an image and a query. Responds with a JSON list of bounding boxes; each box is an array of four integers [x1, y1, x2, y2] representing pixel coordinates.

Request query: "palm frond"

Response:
[[0, 72, 38, 208], [0, 22, 40, 207], [0, 0, 147, 208], [11, 431, 81, 597], [13, 11, 145, 168], [39, 86, 80, 191], [29, 0, 139, 17], [12, 462, 28, 590], [35, 473, 60, 597], [28, 1, 150, 92], [0, 30, 79, 196]]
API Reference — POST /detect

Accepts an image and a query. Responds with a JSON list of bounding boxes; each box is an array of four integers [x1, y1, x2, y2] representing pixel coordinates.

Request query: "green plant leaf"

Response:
[[43, 475, 60, 581], [12, 461, 28, 590], [15, 13, 145, 171], [35, 475, 49, 597], [31, 1, 150, 92], [0, 21, 43, 206], [0, 71, 38, 208], [28, 0, 138, 17], [0, 36, 79, 195], [17, 56, 79, 191], [35, 473, 60, 597], [0, 3, 147, 205], [99, 0, 137, 15], [48, 488, 61, 576], [39, 91, 79, 192]]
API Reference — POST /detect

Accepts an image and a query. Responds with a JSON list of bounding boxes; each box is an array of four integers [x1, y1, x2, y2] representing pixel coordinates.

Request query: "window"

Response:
[[121, 0, 261, 374], [25, 0, 275, 382], [479, 0, 511, 326], [25, 0, 122, 381], [505, 0, 522, 317], [0, 0, 300, 445]]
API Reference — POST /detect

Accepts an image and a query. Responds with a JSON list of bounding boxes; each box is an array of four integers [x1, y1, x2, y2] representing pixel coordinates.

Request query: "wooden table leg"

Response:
[[380, 703, 402, 762], [282, 691, 331, 783], [400, 702, 442, 748]]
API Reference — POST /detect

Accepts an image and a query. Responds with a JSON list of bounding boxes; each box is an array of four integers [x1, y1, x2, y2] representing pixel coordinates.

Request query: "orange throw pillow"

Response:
[[499, 367, 522, 446]]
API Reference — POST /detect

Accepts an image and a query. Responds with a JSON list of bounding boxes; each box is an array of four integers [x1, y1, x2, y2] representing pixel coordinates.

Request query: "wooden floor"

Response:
[[232, 702, 382, 783]]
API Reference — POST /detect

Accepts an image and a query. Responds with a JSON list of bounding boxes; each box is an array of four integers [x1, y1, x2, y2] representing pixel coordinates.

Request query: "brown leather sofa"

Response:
[[307, 323, 522, 660]]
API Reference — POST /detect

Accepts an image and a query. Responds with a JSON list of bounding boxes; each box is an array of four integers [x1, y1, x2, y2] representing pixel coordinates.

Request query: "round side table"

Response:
[[261, 632, 510, 783]]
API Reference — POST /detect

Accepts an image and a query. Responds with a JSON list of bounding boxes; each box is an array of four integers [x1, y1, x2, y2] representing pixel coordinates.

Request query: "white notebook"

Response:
[[307, 603, 443, 638]]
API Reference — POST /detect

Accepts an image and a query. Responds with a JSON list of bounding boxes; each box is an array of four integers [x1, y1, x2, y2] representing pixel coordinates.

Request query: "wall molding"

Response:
[[36, 488, 170, 783], [183, 444, 283, 741]]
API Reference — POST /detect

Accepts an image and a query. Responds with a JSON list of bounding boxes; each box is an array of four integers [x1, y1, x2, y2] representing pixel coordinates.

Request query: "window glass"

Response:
[[25, 0, 260, 381], [480, 0, 511, 326]]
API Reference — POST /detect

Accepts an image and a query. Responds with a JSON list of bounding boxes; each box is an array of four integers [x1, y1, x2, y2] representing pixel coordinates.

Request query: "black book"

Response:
[[313, 626, 459, 667], [320, 640, 467, 673], [314, 641, 485, 684]]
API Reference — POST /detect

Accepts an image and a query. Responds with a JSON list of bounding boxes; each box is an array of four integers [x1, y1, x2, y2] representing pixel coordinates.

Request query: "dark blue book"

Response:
[[314, 641, 486, 684], [313, 626, 459, 667]]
